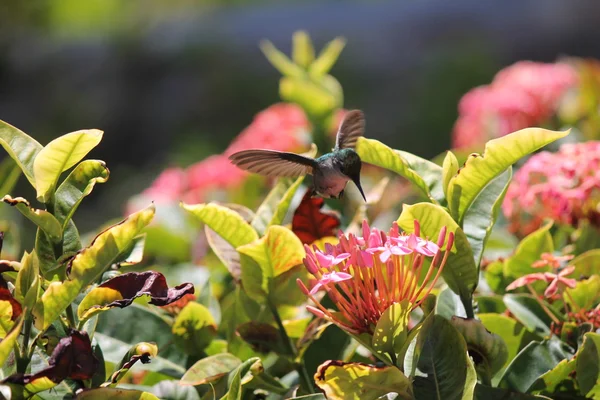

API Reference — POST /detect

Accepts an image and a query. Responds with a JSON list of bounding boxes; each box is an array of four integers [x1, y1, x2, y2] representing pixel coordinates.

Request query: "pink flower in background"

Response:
[[132, 103, 310, 208], [502, 141, 600, 236], [452, 61, 579, 149], [297, 220, 454, 334]]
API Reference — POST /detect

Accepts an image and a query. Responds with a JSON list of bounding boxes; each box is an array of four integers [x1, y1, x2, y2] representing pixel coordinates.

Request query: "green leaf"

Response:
[[450, 316, 508, 381], [446, 127, 569, 223], [442, 151, 459, 199], [172, 302, 217, 356], [474, 385, 553, 399], [2, 195, 63, 242], [314, 360, 413, 400], [435, 287, 466, 320], [259, 39, 305, 78], [279, 77, 340, 117], [292, 31, 315, 69], [398, 203, 478, 317], [474, 296, 506, 314], [0, 158, 22, 198], [32, 204, 155, 330], [499, 338, 573, 392], [503, 294, 563, 336], [237, 225, 304, 302], [528, 357, 576, 395], [356, 138, 444, 204], [222, 357, 262, 400], [180, 353, 242, 386], [94, 332, 185, 378], [182, 202, 258, 248], [15, 251, 40, 309], [0, 315, 23, 366], [309, 36, 346, 77], [414, 315, 476, 400], [251, 176, 305, 235], [564, 275, 600, 310], [372, 300, 411, 361], [477, 314, 533, 374], [576, 332, 600, 398], [0, 119, 43, 188], [463, 167, 512, 269], [77, 388, 160, 399], [571, 249, 600, 277], [54, 159, 109, 228], [33, 129, 103, 202], [503, 223, 554, 280]]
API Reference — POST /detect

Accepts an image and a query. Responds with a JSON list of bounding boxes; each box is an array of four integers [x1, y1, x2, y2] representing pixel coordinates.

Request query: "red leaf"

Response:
[[0, 287, 22, 321], [292, 190, 340, 244]]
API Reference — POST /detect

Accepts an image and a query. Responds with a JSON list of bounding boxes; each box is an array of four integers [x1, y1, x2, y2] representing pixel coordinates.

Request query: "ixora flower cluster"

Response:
[[503, 141, 600, 236], [452, 61, 578, 149], [297, 220, 454, 334], [134, 103, 310, 205]]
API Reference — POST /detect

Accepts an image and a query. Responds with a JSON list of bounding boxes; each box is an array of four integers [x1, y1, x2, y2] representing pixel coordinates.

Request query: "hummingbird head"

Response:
[[337, 149, 366, 201]]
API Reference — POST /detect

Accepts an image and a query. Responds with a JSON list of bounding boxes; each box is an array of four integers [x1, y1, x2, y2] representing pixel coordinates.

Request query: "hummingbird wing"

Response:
[[229, 149, 317, 177], [334, 109, 365, 150]]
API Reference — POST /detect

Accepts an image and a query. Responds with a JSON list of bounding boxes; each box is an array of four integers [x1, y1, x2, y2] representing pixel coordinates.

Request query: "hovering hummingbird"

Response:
[[229, 109, 367, 201]]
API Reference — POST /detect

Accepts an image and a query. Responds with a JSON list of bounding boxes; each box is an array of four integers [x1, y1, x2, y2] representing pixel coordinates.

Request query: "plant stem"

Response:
[[526, 284, 560, 324], [16, 316, 33, 373], [65, 304, 77, 328], [267, 298, 314, 394]]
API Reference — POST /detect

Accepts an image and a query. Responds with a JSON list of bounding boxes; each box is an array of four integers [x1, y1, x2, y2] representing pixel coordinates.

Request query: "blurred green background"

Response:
[[2, 0, 600, 233]]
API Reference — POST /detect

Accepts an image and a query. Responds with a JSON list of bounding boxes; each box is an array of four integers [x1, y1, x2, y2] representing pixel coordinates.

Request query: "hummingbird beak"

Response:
[[352, 175, 367, 202]]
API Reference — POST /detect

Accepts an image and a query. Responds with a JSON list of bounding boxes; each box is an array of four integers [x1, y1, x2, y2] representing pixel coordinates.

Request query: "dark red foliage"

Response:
[[292, 190, 341, 244]]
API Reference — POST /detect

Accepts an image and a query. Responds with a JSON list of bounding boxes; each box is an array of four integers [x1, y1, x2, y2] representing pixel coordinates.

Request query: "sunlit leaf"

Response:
[[463, 167, 512, 269], [398, 203, 478, 316], [0, 315, 23, 367], [309, 36, 346, 77], [442, 151, 459, 200], [0, 119, 43, 188], [0, 287, 22, 336], [33, 129, 103, 202], [102, 342, 158, 387], [54, 159, 109, 228], [356, 138, 444, 204], [292, 31, 315, 69], [372, 301, 411, 362], [0, 158, 21, 198], [15, 250, 40, 310], [76, 388, 160, 399], [503, 223, 554, 280], [180, 353, 242, 386], [446, 127, 569, 223], [576, 332, 600, 398], [222, 357, 262, 400], [564, 275, 600, 310], [77, 271, 194, 322], [259, 40, 305, 79], [238, 225, 304, 302], [172, 302, 216, 356], [182, 202, 258, 248], [571, 249, 600, 277], [528, 357, 576, 395], [32, 204, 155, 330], [2, 195, 62, 242], [279, 77, 340, 117]]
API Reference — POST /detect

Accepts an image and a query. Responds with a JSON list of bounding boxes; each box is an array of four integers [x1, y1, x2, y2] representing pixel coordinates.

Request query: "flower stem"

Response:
[[526, 284, 560, 324], [267, 298, 314, 394]]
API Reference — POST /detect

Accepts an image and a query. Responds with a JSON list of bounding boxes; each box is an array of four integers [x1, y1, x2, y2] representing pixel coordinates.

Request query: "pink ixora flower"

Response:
[[506, 266, 576, 298], [297, 220, 454, 334], [452, 61, 578, 149], [502, 141, 600, 237]]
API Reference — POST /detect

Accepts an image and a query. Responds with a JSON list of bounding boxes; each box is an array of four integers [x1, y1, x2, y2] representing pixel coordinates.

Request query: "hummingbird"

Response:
[[229, 109, 367, 201]]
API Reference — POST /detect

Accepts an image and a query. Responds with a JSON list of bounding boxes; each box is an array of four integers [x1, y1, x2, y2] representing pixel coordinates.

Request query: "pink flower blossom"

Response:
[[506, 266, 577, 298], [502, 141, 600, 236], [452, 61, 578, 149], [297, 220, 454, 334]]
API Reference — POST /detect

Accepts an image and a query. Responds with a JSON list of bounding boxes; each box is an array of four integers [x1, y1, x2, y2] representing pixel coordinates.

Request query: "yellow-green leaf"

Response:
[[398, 203, 478, 316], [251, 176, 305, 236], [0, 119, 43, 188], [2, 195, 62, 242], [502, 222, 553, 280], [576, 333, 600, 398], [172, 302, 217, 356], [292, 30, 315, 68], [32, 204, 155, 330], [259, 40, 305, 79], [309, 36, 346, 78], [76, 388, 159, 400], [315, 360, 413, 400], [442, 151, 459, 199], [180, 353, 242, 386], [279, 77, 339, 117], [372, 301, 411, 360], [0, 158, 22, 199], [0, 315, 23, 366], [446, 127, 569, 223], [15, 251, 40, 309], [356, 138, 443, 204], [182, 202, 258, 248], [33, 129, 103, 202], [54, 159, 109, 228]]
